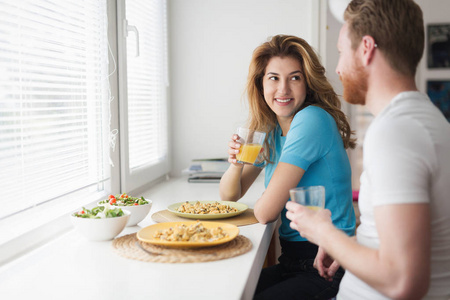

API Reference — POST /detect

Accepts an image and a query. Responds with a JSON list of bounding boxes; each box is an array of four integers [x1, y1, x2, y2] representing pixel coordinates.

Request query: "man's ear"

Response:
[[360, 35, 377, 66]]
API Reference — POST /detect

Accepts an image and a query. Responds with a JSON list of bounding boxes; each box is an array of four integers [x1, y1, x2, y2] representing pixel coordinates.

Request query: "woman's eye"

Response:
[[268, 76, 278, 81], [291, 76, 301, 81]]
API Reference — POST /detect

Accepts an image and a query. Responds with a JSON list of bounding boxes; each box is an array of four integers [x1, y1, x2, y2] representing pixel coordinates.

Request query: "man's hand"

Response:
[[285, 201, 333, 245]]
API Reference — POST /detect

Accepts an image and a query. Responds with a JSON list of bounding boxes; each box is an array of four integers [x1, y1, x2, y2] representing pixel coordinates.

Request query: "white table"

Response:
[[0, 176, 274, 300]]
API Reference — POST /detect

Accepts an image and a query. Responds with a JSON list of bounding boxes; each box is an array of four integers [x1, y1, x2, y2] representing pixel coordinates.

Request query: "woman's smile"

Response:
[[275, 97, 294, 104]]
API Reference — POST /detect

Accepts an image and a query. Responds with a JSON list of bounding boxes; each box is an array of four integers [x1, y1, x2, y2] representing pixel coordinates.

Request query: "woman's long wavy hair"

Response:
[[246, 35, 356, 163]]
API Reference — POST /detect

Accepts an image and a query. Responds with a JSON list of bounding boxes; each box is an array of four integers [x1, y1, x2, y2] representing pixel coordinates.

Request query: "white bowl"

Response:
[[124, 200, 153, 226], [71, 210, 131, 241], [97, 199, 153, 226]]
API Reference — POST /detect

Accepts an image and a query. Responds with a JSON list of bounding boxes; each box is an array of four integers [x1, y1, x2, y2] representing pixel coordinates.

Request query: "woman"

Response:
[[219, 35, 356, 299]]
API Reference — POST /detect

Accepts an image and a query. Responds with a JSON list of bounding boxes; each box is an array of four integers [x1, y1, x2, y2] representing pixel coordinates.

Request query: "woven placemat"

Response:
[[151, 209, 258, 226], [112, 233, 252, 263]]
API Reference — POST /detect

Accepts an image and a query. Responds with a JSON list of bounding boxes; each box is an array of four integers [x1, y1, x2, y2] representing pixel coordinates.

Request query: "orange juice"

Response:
[[306, 206, 321, 211], [236, 143, 262, 164]]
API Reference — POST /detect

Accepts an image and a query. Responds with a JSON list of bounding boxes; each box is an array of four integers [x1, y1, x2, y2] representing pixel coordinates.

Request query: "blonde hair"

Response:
[[344, 0, 424, 76], [246, 35, 356, 163]]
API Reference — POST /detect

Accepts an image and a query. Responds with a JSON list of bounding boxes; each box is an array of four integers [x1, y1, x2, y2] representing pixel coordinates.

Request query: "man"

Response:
[[285, 0, 450, 299]]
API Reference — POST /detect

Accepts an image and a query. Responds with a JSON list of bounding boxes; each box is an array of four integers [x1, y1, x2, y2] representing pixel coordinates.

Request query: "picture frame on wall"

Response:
[[427, 80, 450, 122], [427, 24, 450, 68]]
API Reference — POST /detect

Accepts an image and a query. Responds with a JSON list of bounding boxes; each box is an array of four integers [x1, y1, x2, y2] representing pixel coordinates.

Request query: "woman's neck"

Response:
[[278, 117, 292, 136]]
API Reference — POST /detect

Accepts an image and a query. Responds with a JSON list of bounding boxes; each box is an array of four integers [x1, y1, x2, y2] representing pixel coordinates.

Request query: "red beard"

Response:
[[341, 61, 368, 105]]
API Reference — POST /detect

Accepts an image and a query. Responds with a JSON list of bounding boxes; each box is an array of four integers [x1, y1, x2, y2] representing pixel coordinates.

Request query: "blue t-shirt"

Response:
[[263, 106, 355, 241]]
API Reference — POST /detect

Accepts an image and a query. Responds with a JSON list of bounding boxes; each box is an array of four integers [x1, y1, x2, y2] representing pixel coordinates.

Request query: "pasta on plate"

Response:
[[177, 201, 238, 215], [153, 221, 228, 242]]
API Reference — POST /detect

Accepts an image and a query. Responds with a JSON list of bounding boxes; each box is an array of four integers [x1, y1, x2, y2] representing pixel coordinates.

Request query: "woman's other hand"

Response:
[[314, 246, 340, 281]]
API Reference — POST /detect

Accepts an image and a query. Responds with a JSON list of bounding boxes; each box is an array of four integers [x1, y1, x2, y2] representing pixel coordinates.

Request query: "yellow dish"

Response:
[[137, 221, 239, 248], [167, 200, 248, 220]]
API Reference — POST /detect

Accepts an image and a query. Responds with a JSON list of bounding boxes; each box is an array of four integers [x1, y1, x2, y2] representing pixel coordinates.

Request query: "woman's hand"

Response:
[[314, 246, 340, 281], [227, 134, 244, 166], [220, 133, 263, 202]]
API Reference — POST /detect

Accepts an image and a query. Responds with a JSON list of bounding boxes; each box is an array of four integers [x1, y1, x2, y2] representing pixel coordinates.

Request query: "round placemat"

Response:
[[112, 233, 252, 263]]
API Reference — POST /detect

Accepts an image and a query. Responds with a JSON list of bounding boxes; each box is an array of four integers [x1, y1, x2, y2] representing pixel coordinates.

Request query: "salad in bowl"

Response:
[[98, 193, 152, 226], [71, 204, 130, 241], [98, 193, 150, 206], [73, 205, 125, 219]]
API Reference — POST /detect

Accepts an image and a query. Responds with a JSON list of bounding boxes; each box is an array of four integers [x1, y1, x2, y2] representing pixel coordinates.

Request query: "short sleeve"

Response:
[[280, 106, 335, 171], [364, 117, 434, 206]]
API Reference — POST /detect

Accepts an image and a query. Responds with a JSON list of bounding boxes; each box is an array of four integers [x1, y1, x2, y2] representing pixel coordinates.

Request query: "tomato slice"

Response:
[[109, 198, 117, 204]]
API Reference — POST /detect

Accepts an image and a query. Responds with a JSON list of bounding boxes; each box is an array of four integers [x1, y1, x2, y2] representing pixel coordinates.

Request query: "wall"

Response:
[[168, 0, 319, 176]]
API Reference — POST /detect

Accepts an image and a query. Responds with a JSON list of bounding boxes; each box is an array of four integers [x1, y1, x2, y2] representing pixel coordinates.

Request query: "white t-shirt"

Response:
[[338, 92, 450, 300]]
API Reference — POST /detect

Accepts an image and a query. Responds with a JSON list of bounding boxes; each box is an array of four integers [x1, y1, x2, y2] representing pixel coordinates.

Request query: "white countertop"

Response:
[[0, 176, 274, 300]]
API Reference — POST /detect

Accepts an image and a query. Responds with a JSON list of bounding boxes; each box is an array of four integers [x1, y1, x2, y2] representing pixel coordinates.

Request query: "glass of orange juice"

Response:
[[289, 186, 325, 210], [235, 127, 266, 165]]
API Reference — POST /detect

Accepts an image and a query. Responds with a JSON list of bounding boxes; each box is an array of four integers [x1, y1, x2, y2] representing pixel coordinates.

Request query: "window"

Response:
[[0, 0, 168, 248], [118, 0, 169, 192]]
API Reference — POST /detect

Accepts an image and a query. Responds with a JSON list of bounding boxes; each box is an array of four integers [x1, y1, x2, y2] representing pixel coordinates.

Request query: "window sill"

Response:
[[0, 191, 107, 267], [0, 175, 168, 267]]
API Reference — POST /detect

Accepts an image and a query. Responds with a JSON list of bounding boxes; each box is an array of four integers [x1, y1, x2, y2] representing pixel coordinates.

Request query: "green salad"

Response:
[[73, 205, 125, 219], [98, 193, 149, 206]]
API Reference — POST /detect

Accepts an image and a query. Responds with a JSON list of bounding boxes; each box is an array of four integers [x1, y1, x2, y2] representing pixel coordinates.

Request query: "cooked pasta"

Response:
[[176, 201, 239, 215], [153, 221, 229, 242]]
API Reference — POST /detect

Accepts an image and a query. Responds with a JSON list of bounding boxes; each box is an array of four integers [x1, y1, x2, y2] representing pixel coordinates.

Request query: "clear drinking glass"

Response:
[[235, 127, 266, 165], [289, 186, 325, 210]]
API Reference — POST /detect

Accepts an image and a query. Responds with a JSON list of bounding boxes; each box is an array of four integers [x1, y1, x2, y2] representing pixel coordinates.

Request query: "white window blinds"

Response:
[[0, 0, 110, 221]]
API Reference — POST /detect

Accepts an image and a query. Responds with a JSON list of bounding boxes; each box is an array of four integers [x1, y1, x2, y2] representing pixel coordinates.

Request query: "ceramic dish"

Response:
[[71, 210, 131, 241], [167, 200, 248, 220], [137, 221, 239, 248], [97, 199, 152, 226]]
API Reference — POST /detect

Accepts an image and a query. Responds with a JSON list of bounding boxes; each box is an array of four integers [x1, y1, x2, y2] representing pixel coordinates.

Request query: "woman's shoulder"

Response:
[[292, 105, 332, 124]]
